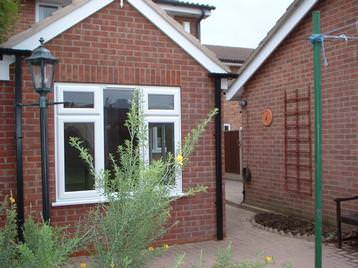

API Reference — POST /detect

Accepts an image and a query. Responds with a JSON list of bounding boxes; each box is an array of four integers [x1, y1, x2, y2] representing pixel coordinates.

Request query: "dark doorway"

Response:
[[224, 130, 240, 174]]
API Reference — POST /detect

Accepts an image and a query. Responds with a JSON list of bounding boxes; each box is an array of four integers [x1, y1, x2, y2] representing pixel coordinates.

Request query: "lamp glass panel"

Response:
[[30, 63, 43, 90], [44, 62, 55, 89]]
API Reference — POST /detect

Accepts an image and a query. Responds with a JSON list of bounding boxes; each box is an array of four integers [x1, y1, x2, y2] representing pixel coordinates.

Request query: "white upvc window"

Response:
[[224, 123, 231, 132], [36, 2, 62, 22], [182, 21, 191, 33], [54, 83, 181, 206]]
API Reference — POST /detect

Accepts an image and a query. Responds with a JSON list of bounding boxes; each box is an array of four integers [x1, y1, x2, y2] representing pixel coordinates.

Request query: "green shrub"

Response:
[[70, 90, 216, 268], [0, 199, 82, 268], [0, 0, 19, 43]]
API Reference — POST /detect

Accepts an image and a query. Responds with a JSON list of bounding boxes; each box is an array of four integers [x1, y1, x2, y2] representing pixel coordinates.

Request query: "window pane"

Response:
[[63, 92, 94, 108], [149, 123, 175, 184], [148, 94, 174, 110], [103, 89, 133, 169], [39, 5, 58, 21], [64, 123, 95, 192], [149, 123, 174, 162]]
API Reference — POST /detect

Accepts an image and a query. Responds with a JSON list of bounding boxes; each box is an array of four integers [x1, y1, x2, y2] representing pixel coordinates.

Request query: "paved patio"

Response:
[[225, 178, 243, 205], [71, 180, 357, 267], [149, 205, 357, 268]]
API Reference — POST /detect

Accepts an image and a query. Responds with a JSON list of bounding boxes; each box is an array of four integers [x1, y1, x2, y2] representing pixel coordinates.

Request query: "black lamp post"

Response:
[[26, 38, 58, 223]]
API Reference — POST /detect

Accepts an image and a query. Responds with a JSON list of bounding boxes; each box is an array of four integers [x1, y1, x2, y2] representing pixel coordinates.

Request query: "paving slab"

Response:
[[149, 205, 356, 268], [71, 204, 357, 268]]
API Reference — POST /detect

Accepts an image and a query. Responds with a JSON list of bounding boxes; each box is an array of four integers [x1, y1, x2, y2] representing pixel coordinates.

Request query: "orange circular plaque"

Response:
[[262, 109, 273, 127]]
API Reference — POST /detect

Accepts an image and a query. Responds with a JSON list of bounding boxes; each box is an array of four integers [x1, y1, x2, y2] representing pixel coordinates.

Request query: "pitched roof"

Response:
[[1, 0, 228, 77], [153, 0, 215, 10], [205, 45, 253, 64], [226, 0, 318, 100]]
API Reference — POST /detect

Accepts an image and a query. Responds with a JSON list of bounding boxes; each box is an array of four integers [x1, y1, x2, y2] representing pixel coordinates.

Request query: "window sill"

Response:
[[52, 191, 187, 207]]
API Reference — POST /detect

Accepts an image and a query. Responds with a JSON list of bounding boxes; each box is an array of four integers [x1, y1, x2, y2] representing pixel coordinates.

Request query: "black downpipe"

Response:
[[15, 55, 25, 241], [1, 48, 31, 240], [39, 94, 50, 222], [214, 77, 224, 240]]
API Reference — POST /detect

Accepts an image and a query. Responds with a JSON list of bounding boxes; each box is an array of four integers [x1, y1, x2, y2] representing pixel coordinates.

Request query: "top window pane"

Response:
[[64, 92, 94, 108], [148, 94, 174, 110]]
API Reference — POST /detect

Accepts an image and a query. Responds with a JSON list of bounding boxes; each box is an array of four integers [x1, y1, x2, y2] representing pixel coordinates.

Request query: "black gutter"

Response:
[[154, 0, 215, 10], [210, 72, 238, 79], [0, 48, 31, 241]]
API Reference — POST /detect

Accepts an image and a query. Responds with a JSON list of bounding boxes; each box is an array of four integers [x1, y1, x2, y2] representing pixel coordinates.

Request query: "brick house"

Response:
[[0, 0, 235, 245], [227, 0, 358, 224]]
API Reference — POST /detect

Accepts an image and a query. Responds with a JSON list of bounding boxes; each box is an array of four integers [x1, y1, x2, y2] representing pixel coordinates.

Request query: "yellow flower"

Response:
[[79, 263, 87, 268], [264, 256, 274, 264], [163, 244, 170, 250], [9, 196, 16, 205], [148, 246, 155, 251], [176, 154, 184, 166]]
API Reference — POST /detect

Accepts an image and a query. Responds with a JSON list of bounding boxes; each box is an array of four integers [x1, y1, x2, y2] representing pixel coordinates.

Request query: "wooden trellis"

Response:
[[284, 88, 313, 195]]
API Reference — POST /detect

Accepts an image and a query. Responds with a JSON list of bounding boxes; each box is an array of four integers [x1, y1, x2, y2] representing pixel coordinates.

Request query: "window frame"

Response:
[[56, 115, 104, 203], [143, 87, 180, 116], [36, 1, 62, 22], [54, 83, 182, 206], [182, 21, 191, 33], [144, 116, 182, 195], [224, 123, 231, 132], [56, 84, 100, 114]]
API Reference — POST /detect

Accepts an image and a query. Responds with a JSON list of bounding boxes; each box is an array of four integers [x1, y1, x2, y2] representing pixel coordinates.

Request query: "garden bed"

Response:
[[253, 212, 358, 247]]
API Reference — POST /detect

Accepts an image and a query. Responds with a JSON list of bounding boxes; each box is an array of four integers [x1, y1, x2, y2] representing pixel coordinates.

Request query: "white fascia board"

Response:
[[0, 0, 114, 80], [158, 4, 211, 17], [13, 0, 114, 50], [0, 55, 15, 81], [226, 0, 318, 100], [129, 0, 227, 74]]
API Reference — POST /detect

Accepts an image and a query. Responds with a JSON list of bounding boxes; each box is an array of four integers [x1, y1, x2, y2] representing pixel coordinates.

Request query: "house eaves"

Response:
[[0, 0, 228, 80], [226, 0, 319, 101]]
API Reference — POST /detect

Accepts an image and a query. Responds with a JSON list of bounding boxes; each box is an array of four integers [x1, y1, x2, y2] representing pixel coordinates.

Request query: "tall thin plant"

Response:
[[70, 90, 217, 267]]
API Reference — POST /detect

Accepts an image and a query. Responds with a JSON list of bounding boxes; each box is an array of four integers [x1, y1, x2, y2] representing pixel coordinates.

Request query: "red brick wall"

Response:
[[241, 0, 358, 224], [0, 0, 219, 244], [14, 0, 36, 35]]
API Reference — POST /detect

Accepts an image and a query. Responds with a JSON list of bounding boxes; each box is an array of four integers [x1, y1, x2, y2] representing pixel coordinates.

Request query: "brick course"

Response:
[[240, 0, 358, 224], [0, 0, 219, 244]]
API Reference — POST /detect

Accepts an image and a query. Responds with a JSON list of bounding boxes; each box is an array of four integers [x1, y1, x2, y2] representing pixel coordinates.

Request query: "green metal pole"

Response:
[[312, 11, 323, 268]]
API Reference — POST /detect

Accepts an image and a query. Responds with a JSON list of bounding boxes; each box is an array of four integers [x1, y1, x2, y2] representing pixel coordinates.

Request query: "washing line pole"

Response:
[[310, 11, 323, 268]]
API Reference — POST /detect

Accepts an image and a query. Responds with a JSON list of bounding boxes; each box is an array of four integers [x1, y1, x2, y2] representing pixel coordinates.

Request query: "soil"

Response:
[[254, 212, 314, 236], [254, 212, 358, 247]]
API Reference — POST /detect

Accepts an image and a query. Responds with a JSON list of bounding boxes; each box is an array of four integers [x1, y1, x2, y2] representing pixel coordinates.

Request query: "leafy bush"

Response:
[[0, 0, 19, 43], [17, 217, 81, 268], [70, 91, 216, 267], [0, 199, 82, 268]]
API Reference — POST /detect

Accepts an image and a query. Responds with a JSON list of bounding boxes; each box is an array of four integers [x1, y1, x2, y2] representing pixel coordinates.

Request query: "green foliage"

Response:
[[0, 199, 82, 268], [17, 217, 81, 268], [70, 90, 216, 268], [0, 200, 19, 267], [0, 0, 19, 43]]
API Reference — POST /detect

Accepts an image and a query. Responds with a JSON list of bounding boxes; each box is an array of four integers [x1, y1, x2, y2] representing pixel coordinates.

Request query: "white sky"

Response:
[[190, 0, 294, 48]]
